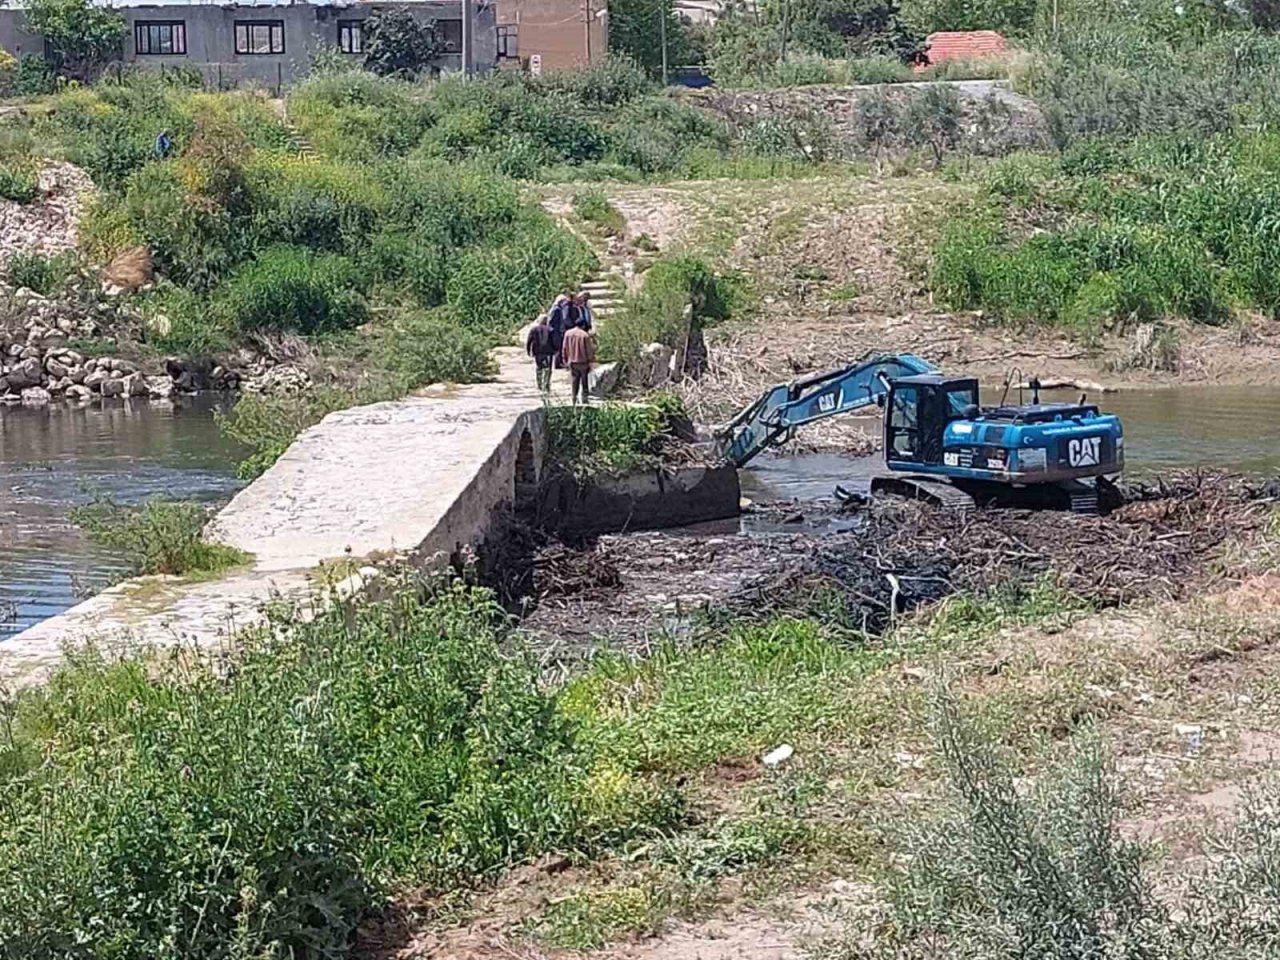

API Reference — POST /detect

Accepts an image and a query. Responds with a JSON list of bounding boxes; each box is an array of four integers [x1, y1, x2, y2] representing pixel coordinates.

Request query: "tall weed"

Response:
[[69, 498, 249, 578], [0, 583, 673, 959]]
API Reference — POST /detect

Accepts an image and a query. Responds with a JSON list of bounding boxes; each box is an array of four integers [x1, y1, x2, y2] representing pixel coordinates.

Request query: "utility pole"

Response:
[[659, 0, 668, 86], [780, 0, 791, 62], [585, 0, 592, 63], [461, 0, 475, 77]]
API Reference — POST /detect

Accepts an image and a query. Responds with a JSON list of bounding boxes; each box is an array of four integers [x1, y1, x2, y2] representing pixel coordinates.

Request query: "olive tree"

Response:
[[362, 8, 444, 78], [25, 0, 124, 82]]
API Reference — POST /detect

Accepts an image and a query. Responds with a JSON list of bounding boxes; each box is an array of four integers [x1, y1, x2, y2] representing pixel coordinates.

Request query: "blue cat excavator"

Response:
[[715, 353, 1124, 513]]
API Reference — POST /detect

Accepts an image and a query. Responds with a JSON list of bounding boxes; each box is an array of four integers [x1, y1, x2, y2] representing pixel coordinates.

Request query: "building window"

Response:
[[135, 21, 186, 56], [497, 24, 518, 60], [234, 20, 284, 56], [338, 20, 363, 54], [437, 18, 462, 51]]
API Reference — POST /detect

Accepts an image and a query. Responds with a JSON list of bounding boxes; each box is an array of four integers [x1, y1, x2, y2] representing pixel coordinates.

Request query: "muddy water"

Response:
[[743, 386, 1280, 503], [0, 398, 244, 641]]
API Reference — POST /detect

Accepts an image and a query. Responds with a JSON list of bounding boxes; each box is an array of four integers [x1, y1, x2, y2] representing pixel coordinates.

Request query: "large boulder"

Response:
[[83, 369, 110, 392], [100, 376, 126, 398], [20, 387, 51, 405], [639, 342, 674, 389], [122, 371, 149, 397], [588, 361, 620, 399], [6, 357, 42, 388]]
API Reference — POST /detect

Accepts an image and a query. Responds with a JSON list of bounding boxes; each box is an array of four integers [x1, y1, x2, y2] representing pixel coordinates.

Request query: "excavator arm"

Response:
[[714, 353, 937, 467]]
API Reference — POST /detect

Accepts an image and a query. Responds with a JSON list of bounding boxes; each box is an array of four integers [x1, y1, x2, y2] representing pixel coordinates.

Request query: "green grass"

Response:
[[572, 188, 626, 237], [928, 130, 1280, 335], [68, 498, 250, 579], [0, 558, 1103, 958], [545, 403, 666, 477], [4, 249, 77, 295], [0, 158, 38, 202]]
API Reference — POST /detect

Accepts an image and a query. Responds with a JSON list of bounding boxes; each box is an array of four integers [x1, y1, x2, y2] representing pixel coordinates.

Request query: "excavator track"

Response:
[[870, 475, 977, 511]]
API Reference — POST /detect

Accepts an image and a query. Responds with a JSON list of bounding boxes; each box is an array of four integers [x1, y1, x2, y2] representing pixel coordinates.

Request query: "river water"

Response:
[[0, 397, 244, 641], [0, 385, 1277, 643], [743, 385, 1280, 502]]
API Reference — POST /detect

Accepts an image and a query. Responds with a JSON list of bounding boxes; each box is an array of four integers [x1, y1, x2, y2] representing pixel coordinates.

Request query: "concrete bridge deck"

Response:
[[0, 348, 557, 686]]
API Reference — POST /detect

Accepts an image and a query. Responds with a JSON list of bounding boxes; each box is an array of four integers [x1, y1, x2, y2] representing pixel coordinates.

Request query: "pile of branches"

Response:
[[730, 472, 1276, 634], [474, 513, 622, 612]]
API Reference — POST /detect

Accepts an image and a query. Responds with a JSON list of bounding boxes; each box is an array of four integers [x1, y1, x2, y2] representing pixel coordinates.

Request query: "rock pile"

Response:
[[0, 162, 95, 268]]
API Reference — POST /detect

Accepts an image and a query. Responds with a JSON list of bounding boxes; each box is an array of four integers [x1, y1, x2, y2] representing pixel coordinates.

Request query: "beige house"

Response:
[[494, 0, 608, 72]]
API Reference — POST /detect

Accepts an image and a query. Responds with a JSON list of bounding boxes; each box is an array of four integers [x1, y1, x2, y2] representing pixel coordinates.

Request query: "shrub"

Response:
[[286, 69, 436, 162], [13, 54, 52, 96], [0, 48, 17, 98], [901, 84, 961, 167], [0, 582, 674, 958], [599, 256, 748, 377], [845, 54, 916, 84], [572, 189, 626, 236], [247, 154, 388, 253], [0, 159, 38, 202], [534, 55, 652, 108], [119, 162, 239, 290], [212, 245, 367, 335], [68, 498, 249, 577], [859, 698, 1168, 959], [76, 195, 143, 263], [918, 56, 1009, 81], [4, 250, 76, 294], [545, 403, 665, 475], [373, 309, 497, 388], [445, 217, 593, 333]]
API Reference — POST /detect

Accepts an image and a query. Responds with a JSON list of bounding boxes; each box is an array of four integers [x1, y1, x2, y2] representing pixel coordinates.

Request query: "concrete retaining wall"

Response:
[[537, 463, 741, 539]]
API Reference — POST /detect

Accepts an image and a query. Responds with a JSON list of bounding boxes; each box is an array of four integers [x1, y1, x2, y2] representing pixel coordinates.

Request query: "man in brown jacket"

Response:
[[561, 318, 595, 406]]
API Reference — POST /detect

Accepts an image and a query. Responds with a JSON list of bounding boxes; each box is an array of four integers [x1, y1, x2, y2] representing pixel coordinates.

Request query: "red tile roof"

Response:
[[922, 30, 1009, 66]]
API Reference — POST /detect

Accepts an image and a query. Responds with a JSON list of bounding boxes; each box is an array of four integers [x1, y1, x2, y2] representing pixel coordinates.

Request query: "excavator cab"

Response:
[[883, 376, 980, 468]]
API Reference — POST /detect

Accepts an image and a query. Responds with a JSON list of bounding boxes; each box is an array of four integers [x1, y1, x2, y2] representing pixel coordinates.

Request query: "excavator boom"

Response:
[[715, 353, 937, 467]]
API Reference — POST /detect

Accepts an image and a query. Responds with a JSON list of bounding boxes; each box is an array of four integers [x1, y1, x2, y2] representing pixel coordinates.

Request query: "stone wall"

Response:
[[681, 79, 1048, 157]]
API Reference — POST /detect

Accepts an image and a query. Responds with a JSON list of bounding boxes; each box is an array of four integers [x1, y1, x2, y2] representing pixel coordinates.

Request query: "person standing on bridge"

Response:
[[548, 294, 570, 369], [561, 317, 595, 406], [574, 291, 594, 331], [526, 313, 557, 393]]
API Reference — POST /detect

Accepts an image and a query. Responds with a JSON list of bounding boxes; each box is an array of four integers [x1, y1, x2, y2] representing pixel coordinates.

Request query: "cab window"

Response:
[[946, 384, 977, 417], [891, 387, 918, 429]]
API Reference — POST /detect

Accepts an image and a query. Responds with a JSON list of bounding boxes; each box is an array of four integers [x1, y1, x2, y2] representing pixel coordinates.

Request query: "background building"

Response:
[[494, 0, 606, 73], [0, 0, 498, 92]]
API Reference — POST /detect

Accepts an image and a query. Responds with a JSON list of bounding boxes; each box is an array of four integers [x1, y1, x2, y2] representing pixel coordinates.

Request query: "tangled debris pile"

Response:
[[733, 473, 1275, 632], [506, 473, 1275, 659]]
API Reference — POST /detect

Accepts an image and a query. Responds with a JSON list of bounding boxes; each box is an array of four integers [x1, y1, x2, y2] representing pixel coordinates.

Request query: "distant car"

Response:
[[670, 66, 714, 89]]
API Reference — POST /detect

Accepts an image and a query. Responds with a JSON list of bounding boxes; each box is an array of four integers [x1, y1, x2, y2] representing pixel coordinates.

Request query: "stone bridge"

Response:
[[0, 348, 552, 686]]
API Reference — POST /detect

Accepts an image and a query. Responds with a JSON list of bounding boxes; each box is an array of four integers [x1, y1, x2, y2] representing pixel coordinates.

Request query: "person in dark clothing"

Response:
[[154, 130, 173, 159], [526, 314, 557, 392], [575, 291, 594, 331], [548, 294, 570, 369]]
